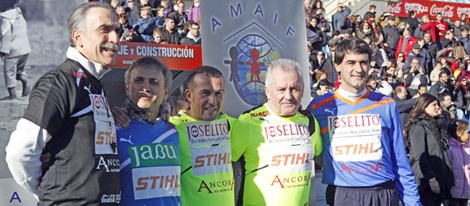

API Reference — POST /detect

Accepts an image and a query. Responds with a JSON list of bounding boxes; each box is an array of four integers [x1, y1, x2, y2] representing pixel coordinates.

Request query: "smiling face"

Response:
[[335, 51, 370, 93], [425, 100, 440, 117], [73, 7, 120, 67], [186, 73, 225, 121], [126, 66, 167, 117], [265, 67, 304, 117]]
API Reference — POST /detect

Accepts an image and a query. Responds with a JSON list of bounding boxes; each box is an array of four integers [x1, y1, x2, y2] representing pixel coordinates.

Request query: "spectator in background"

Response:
[[188, 0, 200, 23], [459, 27, 470, 54], [436, 12, 450, 41], [405, 11, 419, 35], [447, 120, 470, 206], [441, 29, 459, 49], [422, 31, 439, 62], [307, 16, 324, 52], [119, 13, 139, 42], [311, 0, 324, 16], [160, 0, 171, 18], [180, 21, 201, 45], [405, 43, 433, 75], [162, 17, 180, 44], [167, 1, 187, 36], [152, 27, 168, 44], [413, 83, 428, 98], [356, 21, 372, 40], [116, 5, 126, 16], [383, 15, 400, 60], [363, 4, 376, 23], [394, 85, 417, 126], [125, 0, 140, 25], [0, 0, 31, 100], [154, 6, 166, 28], [430, 71, 451, 97], [397, 52, 406, 71], [331, 3, 351, 32], [312, 78, 332, 98], [396, 27, 418, 60], [405, 94, 454, 206], [133, 6, 157, 42], [453, 20, 464, 40], [110, 0, 120, 9], [421, 14, 440, 48]]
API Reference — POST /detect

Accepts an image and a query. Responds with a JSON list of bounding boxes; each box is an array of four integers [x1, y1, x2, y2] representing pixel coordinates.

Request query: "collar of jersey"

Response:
[[263, 103, 300, 121], [66, 47, 110, 79], [335, 86, 369, 104]]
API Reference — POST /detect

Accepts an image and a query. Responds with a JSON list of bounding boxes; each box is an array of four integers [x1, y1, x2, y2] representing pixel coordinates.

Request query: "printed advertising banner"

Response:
[[113, 42, 202, 70], [200, 0, 311, 117], [388, 0, 470, 21]]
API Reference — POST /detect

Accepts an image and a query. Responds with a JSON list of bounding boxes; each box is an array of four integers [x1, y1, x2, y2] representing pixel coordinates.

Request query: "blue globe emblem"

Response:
[[226, 34, 278, 106]]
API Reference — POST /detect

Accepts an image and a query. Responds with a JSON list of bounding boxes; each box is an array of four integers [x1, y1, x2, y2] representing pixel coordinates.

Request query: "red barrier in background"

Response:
[[388, 0, 470, 21]]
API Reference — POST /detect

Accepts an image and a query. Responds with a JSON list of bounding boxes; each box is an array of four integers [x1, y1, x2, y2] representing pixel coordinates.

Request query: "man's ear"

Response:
[[125, 83, 130, 96], [185, 89, 191, 103], [71, 29, 83, 48]]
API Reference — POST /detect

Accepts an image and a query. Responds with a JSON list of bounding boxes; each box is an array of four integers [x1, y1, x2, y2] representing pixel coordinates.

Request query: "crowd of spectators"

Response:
[[111, 0, 201, 45], [305, 1, 470, 123]]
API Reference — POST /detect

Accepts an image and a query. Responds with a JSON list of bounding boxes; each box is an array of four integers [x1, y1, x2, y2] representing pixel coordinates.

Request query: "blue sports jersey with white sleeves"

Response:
[[117, 119, 181, 206]]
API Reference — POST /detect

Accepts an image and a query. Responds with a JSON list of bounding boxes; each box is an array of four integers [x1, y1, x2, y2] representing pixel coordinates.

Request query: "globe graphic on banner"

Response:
[[231, 34, 277, 106]]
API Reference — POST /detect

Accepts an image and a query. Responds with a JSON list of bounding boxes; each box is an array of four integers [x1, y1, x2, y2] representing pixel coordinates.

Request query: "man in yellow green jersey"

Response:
[[231, 59, 322, 206], [170, 66, 236, 206]]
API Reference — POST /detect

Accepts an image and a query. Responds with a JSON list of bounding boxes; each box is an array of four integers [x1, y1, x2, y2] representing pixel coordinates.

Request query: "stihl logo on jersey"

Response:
[[185, 121, 229, 141], [328, 114, 380, 130], [194, 152, 231, 168], [271, 153, 310, 166], [263, 123, 309, 139], [197, 179, 234, 194], [334, 142, 380, 156], [96, 131, 116, 145], [136, 175, 180, 191], [270, 174, 311, 189]]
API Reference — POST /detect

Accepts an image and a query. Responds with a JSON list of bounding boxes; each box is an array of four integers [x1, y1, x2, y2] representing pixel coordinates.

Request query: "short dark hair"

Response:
[[183, 66, 224, 91], [334, 38, 371, 65], [439, 71, 448, 78], [369, 5, 376, 9], [418, 83, 427, 90], [317, 79, 332, 87], [125, 57, 172, 89]]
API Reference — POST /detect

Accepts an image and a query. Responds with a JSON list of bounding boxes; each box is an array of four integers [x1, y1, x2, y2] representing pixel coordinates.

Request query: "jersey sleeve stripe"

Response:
[[351, 98, 394, 114]]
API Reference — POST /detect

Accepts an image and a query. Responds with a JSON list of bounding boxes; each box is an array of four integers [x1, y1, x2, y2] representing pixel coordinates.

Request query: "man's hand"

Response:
[[40, 152, 51, 169], [112, 106, 130, 127], [429, 178, 440, 194]]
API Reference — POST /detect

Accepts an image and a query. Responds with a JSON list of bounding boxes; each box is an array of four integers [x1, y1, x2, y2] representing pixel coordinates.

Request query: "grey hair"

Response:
[[125, 57, 173, 90], [265, 58, 303, 87], [68, 2, 116, 47]]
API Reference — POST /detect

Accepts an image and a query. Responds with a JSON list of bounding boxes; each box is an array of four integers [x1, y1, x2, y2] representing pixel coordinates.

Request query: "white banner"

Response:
[[200, 0, 310, 117]]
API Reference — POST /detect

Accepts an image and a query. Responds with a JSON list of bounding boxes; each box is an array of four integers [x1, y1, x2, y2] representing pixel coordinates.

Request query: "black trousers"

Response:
[[326, 181, 399, 206]]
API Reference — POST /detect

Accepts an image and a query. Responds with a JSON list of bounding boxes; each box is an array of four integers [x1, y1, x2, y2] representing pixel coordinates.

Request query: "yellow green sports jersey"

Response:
[[231, 104, 322, 206], [170, 112, 236, 206]]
